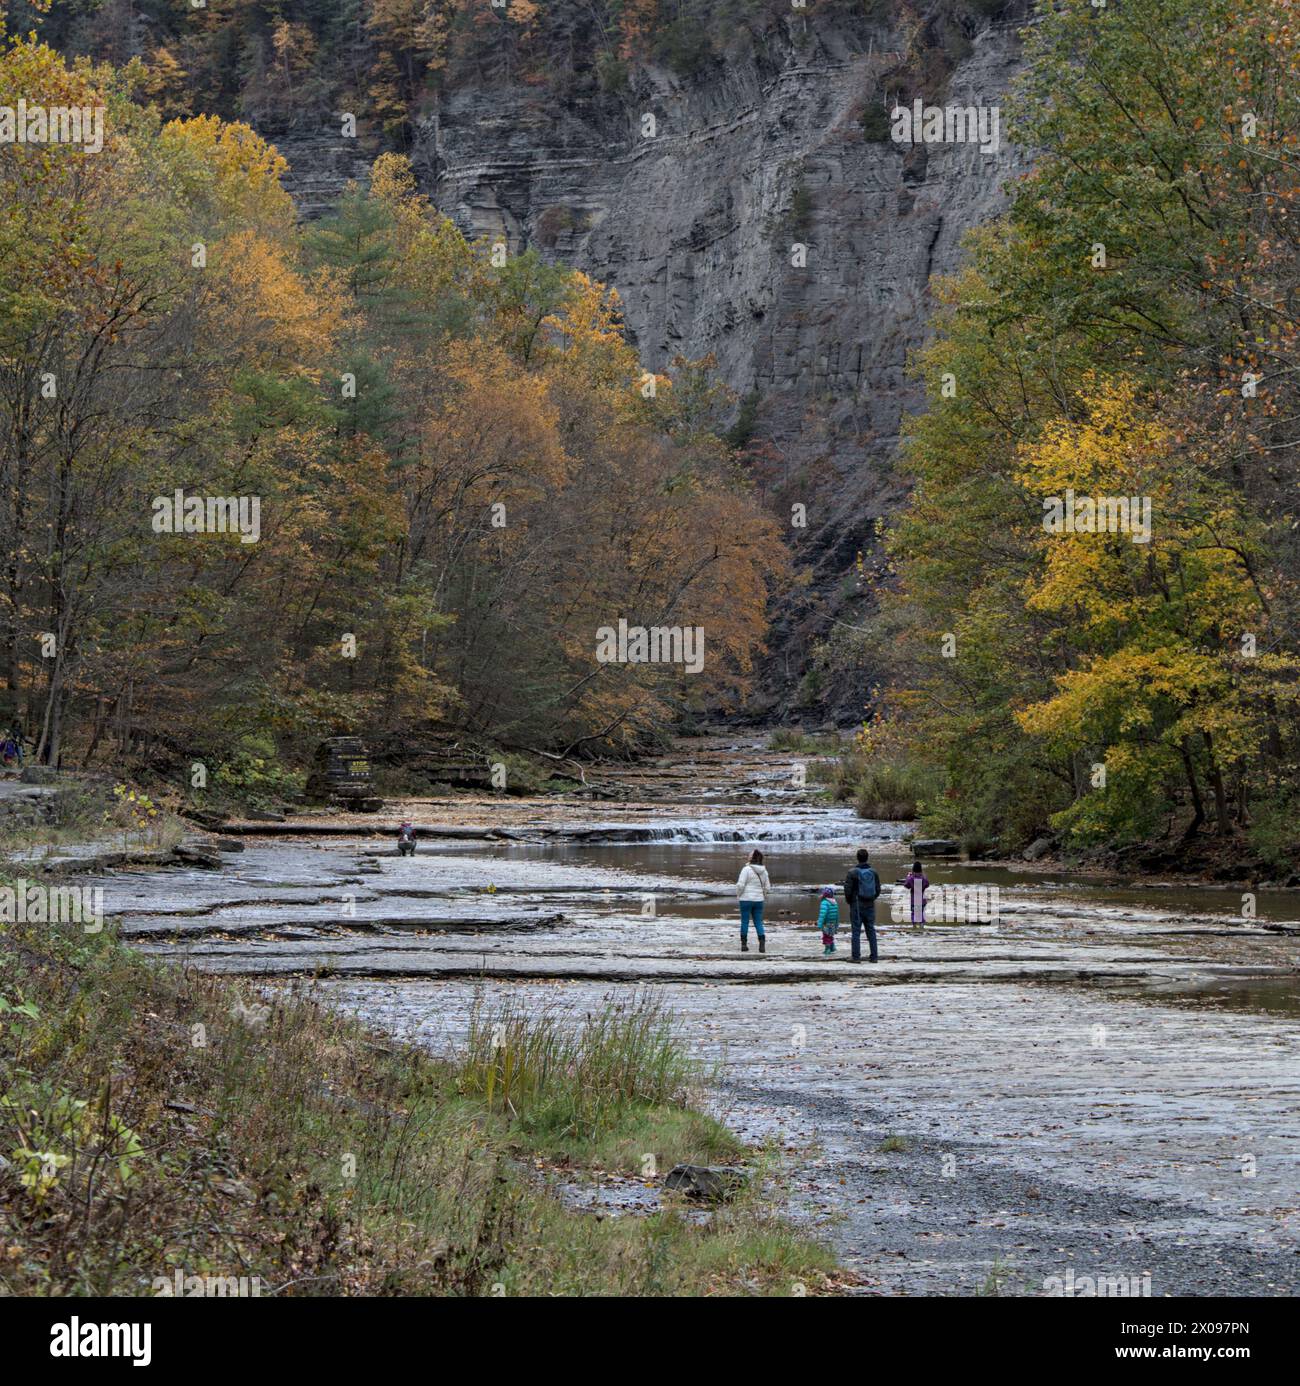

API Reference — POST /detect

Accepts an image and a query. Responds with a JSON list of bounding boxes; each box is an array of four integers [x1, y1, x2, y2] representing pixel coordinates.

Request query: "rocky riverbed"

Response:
[[60, 736, 1300, 1295]]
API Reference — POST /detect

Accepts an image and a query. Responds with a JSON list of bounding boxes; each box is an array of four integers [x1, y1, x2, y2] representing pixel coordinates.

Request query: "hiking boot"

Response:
[[758, 937, 766, 954], [741, 941, 749, 952]]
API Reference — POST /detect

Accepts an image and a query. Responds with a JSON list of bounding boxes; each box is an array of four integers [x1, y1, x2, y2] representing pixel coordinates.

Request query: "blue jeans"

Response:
[[851, 903, 877, 961], [739, 899, 765, 942]]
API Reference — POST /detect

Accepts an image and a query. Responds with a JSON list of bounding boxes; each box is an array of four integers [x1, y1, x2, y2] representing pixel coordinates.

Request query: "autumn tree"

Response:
[[876, 0, 1300, 864]]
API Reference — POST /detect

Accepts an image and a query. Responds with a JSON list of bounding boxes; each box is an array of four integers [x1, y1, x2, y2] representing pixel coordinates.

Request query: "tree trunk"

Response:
[[1179, 738, 1205, 835], [1202, 732, 1232, 836]]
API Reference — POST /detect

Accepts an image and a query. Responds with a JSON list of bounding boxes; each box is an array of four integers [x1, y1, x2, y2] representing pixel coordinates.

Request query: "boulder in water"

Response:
[[911, 838, 960, 856]]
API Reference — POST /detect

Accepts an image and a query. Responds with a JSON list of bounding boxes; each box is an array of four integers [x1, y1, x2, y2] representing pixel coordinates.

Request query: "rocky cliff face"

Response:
[[281, 5, 1032, 723]]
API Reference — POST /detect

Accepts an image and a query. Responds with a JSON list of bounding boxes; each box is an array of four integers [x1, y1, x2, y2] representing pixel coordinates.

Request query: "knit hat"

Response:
[[820, 886, 835, 899]]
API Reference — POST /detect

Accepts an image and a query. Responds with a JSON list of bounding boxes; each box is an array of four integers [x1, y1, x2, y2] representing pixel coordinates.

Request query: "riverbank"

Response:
[[5, 734, 1299, 1296], [0, 913, 839, 1296], [10, 730, 1285, 893], [174, 727, 1296, 892], [800, 727, 1300, 890]]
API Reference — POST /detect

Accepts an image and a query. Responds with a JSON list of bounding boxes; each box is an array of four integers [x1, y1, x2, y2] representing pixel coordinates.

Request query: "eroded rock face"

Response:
[[415, 10, 1031, 713], [265, 10, 1031, 715], [275, 132, 375, 221]]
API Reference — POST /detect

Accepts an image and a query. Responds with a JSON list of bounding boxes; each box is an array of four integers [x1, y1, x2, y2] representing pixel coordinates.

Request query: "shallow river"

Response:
[[89, 737, 1300, 1295]]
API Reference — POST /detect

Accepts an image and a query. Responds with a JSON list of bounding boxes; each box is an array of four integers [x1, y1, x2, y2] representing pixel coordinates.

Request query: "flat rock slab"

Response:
[[214, 821, 500, 838], [128, 931, 1293, 987], [0, 780, 61, 802], [100, 840, 1300, 991], [316, 973, 1300, 1296], [121, 906, 569, 940], [5, 841, 185, 873]]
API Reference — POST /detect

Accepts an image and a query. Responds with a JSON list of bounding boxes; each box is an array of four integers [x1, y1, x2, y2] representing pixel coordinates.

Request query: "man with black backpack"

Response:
[[844, 847, 881, 963]]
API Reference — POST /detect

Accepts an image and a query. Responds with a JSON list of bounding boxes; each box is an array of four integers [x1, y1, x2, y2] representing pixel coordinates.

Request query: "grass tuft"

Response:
[[0, 911, 836, 1296]]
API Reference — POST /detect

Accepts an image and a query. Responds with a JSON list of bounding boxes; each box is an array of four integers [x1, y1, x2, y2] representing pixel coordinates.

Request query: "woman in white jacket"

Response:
[[736, 849, 771, 953]]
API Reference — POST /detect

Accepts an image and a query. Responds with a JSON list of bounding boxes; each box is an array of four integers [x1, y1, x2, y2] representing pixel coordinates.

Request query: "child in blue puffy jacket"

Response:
[[817, 887, 839, 954]]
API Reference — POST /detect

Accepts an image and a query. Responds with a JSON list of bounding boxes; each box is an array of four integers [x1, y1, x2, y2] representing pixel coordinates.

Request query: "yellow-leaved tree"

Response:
[[1015, 377, 1275, 842]]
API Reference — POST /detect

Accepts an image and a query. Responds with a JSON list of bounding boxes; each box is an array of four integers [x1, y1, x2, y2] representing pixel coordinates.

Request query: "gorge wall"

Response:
[[275, 5, 1034, 722]]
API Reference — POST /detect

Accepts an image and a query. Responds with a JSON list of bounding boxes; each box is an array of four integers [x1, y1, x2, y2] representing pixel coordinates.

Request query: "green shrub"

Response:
[[596, 50, 627, 92], [941, 20, 973, 66], [653, 17, 713, 77], [458, 989, 705, 1153], [725, 390, 761, 450], [1247, 796, 1300, 875], [788, 183, 814, 237], [960, 830, 997, 860], [207, 733, 305, 810], [826, 747, 945, 821], [795, 667, 825, 706], [853, 763, 925, 820], [768, 729, 845, 756], [861, 103, 893, 141]]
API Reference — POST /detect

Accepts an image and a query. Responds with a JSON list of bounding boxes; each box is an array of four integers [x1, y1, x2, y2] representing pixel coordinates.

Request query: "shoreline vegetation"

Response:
[[827, 1, 1300, 883], [767, 729, 1300, 887], [0, 904, 839, 1296]]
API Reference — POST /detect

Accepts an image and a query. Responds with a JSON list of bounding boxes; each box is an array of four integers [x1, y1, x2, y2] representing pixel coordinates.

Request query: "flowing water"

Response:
[[85, 735, 1300, 1295]]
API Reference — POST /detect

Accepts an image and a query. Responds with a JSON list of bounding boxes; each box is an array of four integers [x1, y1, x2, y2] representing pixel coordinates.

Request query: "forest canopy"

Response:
[[0, 1, 1003, 137], [0, 33, 783, 778]]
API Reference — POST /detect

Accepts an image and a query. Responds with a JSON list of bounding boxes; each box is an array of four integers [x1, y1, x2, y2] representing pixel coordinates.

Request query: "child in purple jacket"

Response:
[[903, 860, 929, 924]]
